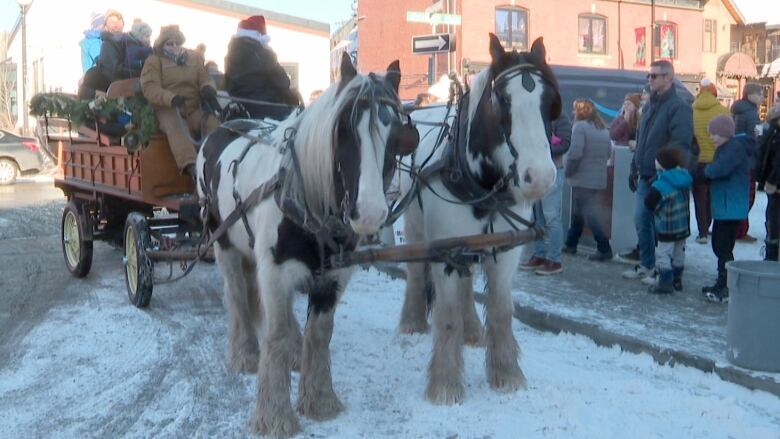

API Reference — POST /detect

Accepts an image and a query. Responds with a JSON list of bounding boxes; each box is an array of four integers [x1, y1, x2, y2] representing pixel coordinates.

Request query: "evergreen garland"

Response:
[[30, 93, 158, 147]]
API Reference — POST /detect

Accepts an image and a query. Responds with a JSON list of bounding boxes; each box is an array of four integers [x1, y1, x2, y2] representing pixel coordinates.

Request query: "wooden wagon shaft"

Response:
[[330, 228, 541, 268]]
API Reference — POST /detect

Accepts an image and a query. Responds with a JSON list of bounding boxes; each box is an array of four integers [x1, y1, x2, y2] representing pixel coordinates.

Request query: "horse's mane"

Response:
[[275, 73, 380, 224], [466, 68, 491, 130]]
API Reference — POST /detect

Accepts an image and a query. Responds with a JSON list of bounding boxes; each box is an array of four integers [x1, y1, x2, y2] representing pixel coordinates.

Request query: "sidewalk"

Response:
[[509, 193, 780, 396]]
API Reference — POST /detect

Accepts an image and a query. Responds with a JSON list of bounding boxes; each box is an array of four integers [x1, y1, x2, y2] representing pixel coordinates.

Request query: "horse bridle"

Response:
[[490, 62, 546, 189], [336, 75, 418, 226]]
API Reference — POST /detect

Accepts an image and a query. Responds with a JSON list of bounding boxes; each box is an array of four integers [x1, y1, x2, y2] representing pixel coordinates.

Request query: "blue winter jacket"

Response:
[[645, 167, 692, 241], [634, 86, 693, 179], [705, 134, 751, 220], [731, 99, 759, 138], [80, 29, 103, 73]]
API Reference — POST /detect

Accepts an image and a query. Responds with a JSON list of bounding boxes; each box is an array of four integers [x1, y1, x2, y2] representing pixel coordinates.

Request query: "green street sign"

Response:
[[406, 11, 429, 23], [406, 11, 461, 26], [430, 13, 461, 25]]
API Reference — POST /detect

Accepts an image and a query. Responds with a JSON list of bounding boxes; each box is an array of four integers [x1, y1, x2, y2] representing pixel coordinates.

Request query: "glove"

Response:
[[205, 94, 222, 114], [628, 171, 638, 193], [200, 86, 217, 100], [171, 95, 186, 108]]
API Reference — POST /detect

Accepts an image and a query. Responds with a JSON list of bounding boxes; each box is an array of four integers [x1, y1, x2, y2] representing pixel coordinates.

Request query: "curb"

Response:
[[371, 264, 780, 398]]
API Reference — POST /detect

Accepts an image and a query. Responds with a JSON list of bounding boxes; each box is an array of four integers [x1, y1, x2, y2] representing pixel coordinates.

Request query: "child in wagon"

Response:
[[644, 147, 692, 294]]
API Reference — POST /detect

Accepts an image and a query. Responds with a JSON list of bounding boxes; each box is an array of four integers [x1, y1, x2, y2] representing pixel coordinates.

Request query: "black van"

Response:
[[551, 65, 694, 121]]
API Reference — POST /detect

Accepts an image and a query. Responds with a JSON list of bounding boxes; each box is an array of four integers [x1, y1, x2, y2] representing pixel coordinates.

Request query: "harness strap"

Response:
[[202, 173, 282, 251], [229, 138, 260, 248]]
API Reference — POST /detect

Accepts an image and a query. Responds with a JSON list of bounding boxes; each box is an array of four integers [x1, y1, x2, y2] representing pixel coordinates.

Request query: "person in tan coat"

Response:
[[140, 25, 220, 179], [691, 78, 729, 244]]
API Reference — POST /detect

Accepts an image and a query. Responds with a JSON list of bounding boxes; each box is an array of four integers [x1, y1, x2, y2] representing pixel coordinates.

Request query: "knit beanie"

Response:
[[130, 21, 152, 41], [708, 114, 735, 139], [656, 147, 687, 170], [699, 78, 717, 97], [743, 83, 762, 99], [90, 12, 106, 30], [238, 15, 266, 35]]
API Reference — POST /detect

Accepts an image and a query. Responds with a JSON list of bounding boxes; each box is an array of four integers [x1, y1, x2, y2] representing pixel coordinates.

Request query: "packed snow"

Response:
[[1, 263, 778, 438]]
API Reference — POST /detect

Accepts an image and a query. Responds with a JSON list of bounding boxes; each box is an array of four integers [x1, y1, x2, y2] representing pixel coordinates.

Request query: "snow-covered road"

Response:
[[1, 260, 778, 438]]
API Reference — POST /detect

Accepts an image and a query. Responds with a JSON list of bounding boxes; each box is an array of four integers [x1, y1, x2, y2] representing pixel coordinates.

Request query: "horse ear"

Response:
[[385, 60, 401, 93], [489, 33, 505, 64], [339, 52, 357, 88], [530, 37, 547, 64]]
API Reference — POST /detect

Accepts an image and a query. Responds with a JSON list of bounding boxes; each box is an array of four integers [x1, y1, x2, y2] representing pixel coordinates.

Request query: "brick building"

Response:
[[356, 0, 745, 100]]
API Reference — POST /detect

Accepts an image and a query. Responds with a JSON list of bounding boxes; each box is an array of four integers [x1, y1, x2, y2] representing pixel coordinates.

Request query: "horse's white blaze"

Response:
[[351, 110, 390, 235], [504, 73, 556, 201]]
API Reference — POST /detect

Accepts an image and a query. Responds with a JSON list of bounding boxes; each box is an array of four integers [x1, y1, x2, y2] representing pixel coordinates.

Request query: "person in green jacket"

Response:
[[691, 78, 729, 244]]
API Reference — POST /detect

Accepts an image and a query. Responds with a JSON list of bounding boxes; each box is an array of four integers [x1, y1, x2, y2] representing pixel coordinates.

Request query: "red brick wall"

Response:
[[358, 0, 714, 100], [357, 0, 435, 100]]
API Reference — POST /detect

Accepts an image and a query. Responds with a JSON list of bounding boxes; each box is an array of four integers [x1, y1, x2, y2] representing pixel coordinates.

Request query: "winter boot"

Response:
[[705, 284, 729, 303], [672, 266, 684, 292], [704, 275, 728, 303], [648, 268, 674, 294]]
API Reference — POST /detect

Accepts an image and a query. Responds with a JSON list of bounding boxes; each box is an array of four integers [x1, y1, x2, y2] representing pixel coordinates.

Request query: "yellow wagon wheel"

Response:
[[61, 200, 93, 277], [124, 212, 154, 308]]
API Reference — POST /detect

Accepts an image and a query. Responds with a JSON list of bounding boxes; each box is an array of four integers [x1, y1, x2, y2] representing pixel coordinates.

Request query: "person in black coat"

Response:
[[731, 82, 764, 241], [757, 104, 780, 261], [224, 15, 299, 120]]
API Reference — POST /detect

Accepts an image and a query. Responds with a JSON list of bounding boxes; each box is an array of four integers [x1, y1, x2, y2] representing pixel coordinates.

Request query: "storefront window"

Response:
[[578, 14, 607, 54], [495, 7, 529, 51]]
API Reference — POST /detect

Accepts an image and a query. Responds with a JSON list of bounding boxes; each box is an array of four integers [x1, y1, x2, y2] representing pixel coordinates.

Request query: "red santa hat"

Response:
[[238, 15, 266, 35]]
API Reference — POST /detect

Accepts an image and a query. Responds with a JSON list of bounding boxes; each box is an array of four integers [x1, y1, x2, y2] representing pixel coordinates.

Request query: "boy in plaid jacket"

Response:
[[644, 147, 693, 294]]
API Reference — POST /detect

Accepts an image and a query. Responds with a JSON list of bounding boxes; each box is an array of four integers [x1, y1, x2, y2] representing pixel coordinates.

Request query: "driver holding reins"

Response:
[[140, 24, 221, 182]]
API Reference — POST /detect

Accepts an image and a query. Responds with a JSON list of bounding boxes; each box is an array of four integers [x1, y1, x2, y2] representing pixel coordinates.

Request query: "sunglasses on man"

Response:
[[647, 73, 668, 80], [164, 41, 182, 47]]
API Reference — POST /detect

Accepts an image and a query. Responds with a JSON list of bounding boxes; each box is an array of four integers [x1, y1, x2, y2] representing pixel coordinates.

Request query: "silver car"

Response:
[[0, 129, 47, 185]]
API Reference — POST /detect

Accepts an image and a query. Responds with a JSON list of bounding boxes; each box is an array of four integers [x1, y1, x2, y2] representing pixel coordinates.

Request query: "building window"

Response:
[[280, 63, 299, 89], [703, 19, 717, 53], [767, 31, 780, 62], [495, 6, 529, 51], [578, 14, 607, 54], [654, 21, 678, 60]]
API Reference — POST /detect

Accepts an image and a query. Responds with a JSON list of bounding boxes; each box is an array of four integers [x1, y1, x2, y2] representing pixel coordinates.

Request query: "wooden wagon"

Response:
[[50, 79, 202, 307]]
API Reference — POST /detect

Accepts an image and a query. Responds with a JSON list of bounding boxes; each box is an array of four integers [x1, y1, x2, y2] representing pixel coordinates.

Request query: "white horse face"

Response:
[[489, 35, 561, 202], [334, 58, 416, 235]]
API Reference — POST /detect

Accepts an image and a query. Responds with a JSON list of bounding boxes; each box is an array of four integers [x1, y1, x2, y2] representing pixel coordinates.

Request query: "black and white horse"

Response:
[[196, 54, 416, 437], [398, 34, 561, 403]]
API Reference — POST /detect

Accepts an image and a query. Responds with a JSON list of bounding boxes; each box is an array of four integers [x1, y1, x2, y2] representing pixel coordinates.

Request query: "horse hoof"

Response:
[[249, 405, 301, 438], [297, 392, 345, 421], [488, 366, 527, 393], [228, 345, 259, 374], [424, 380, 465, 405], [399, 320, 429, 335]]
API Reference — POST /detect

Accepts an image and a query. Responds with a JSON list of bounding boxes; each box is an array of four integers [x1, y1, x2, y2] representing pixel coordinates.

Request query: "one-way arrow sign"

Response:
[[412, 33, 454, 54]]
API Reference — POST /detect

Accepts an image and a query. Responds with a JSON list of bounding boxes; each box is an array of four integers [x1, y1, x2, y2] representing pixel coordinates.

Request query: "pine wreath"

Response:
[[30, 93, 158, 147]]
